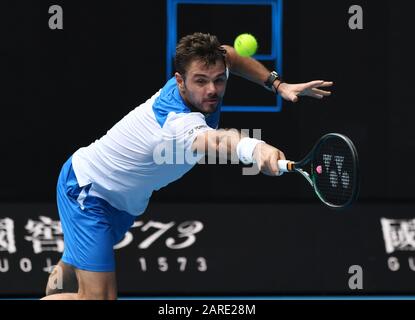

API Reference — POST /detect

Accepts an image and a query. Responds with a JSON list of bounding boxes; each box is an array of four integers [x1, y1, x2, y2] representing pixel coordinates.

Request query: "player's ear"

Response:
[[175, 72, 185, 90], [220, 45, 235, 70]]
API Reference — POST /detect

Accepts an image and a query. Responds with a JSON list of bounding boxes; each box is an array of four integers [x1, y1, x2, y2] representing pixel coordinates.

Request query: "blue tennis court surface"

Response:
[[2, 296, 415, 300], [121, 296, 415, 300]]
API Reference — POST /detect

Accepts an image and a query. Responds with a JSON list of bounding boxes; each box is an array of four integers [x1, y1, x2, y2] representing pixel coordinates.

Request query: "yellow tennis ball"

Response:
[[234, 33, 258, 57]]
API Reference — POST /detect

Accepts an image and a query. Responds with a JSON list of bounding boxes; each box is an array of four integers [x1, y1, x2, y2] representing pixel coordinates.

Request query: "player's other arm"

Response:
[[221, 44, 273, 88], [221, 44, 333, 103], [192, 129, 286, 176]]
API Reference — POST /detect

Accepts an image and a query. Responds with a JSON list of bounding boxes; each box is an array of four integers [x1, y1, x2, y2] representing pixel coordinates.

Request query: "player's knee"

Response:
[[78, 288, 117, 300], [45, 284, 54, 296], [45, 262, 78, 296], [76, 269, 117, 300], [45, 273, 61, 296]]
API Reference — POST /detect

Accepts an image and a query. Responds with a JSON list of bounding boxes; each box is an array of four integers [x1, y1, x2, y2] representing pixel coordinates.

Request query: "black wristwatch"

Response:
[[264, 71, 281, 92]]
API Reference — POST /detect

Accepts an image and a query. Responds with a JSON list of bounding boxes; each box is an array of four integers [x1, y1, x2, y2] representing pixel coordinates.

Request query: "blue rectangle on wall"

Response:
[[167, 0, 283, 112]]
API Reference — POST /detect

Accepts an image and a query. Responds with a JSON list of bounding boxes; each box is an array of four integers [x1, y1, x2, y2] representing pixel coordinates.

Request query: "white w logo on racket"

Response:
[[323, 154, 350, 189]]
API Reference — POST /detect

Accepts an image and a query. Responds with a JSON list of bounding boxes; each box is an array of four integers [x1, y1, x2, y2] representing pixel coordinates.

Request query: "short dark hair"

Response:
[[174, 32, 226, 77]]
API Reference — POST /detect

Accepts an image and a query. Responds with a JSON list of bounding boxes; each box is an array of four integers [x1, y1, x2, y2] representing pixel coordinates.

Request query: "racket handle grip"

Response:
[[277, 160, 295, 173]]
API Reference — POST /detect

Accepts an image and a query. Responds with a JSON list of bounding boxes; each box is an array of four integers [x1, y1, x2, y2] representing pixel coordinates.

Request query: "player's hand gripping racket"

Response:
[[278, 133, 359, 209]]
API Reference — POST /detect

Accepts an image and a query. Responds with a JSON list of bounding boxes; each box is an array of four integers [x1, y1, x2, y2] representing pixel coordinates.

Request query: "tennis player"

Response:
[[42, 33, 332, 300]]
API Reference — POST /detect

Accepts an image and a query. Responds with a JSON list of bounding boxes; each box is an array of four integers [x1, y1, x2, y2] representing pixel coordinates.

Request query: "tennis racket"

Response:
[[277, 133, 360, 209]]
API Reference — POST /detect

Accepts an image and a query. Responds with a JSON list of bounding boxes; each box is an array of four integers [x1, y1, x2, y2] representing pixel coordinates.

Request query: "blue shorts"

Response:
[[57, 157, 136, 272]]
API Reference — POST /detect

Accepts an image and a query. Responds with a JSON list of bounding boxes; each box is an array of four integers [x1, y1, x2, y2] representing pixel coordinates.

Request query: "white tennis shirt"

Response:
[[72, 77, 221, 216]]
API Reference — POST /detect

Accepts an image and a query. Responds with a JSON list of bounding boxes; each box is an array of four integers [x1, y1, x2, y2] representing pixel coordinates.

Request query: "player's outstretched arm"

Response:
[[192, 129, 286, 176], [221, 44, 333, 103]]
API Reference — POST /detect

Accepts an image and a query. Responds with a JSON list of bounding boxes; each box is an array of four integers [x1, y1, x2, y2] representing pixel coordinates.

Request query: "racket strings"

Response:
[[313, 140, 357, 206]]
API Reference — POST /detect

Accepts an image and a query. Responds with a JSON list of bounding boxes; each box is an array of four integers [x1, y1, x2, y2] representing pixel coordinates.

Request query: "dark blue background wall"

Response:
[[0, 0, 412, 203]]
